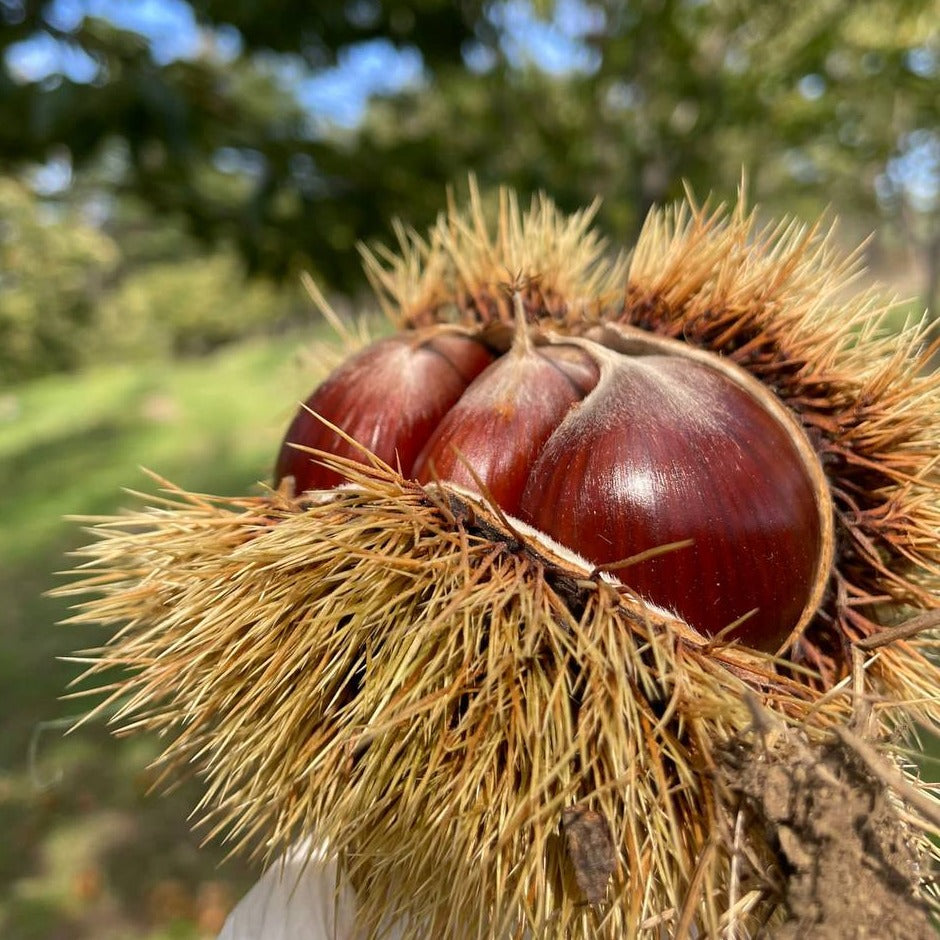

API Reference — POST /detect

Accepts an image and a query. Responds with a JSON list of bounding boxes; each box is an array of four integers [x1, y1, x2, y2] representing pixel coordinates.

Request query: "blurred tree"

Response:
[[0, 175, 302, 382], [100, 249, 301, 358], [0, 176, 118, 381], [0, 0, 937, 309], [0, 0, 489, 285]]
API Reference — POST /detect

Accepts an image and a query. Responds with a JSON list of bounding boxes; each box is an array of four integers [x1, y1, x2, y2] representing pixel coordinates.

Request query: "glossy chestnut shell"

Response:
[[275, 323, 833, 652], [274, 330, 494, 491]]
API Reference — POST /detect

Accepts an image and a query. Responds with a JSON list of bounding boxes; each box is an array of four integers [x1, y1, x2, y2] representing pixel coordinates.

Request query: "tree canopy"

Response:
[[1, 1, 938, 296]]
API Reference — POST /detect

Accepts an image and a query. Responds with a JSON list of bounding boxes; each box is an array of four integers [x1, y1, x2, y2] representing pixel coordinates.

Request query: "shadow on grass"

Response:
[[1, 483, 260, 939], [1, 481, 262, 939]]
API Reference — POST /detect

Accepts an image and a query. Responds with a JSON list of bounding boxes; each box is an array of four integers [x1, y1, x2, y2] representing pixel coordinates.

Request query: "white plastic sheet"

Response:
[[218, 840, 404, 940]]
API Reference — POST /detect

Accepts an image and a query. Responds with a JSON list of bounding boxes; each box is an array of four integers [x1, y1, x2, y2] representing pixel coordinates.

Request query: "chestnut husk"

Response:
[[57, 184, 940, 938]]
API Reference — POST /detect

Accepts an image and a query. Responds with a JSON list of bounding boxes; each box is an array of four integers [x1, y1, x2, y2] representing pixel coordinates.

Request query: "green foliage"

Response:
[[101, 251, 300, 359], [0, 178, 118, 382], [188, 0, 489, 68], [0, 176, 304, 382], [1, 1, 937, 294]]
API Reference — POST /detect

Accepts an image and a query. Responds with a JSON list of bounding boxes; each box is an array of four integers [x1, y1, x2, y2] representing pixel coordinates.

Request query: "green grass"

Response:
[[0, 330, 331, 939]]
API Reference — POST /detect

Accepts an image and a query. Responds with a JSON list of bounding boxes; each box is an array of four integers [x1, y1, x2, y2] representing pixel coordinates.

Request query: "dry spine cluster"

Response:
[[61, 465, 845, 937], [57, 183, 940, 937]]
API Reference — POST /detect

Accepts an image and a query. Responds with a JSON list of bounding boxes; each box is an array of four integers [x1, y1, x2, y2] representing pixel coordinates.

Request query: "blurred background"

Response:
[[0, 1, 937, 937]]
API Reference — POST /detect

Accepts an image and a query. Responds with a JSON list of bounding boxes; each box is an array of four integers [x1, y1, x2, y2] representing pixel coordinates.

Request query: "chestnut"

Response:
[[274, 329, 494, 491], [275, 321, 833, 652], [412, 331, 600, 515], [518, 333, 831, 651]]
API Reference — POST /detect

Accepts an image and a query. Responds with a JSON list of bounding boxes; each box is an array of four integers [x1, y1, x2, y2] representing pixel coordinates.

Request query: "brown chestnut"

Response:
[[274, 323, 832, 652], [412, 335, 599, 514], [274, 329, 494, 492], [519, 340, 828, 651]]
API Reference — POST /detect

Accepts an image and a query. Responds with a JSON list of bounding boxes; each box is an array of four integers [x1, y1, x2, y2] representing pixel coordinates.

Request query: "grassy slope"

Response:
[[0, 331, 330, 939]]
